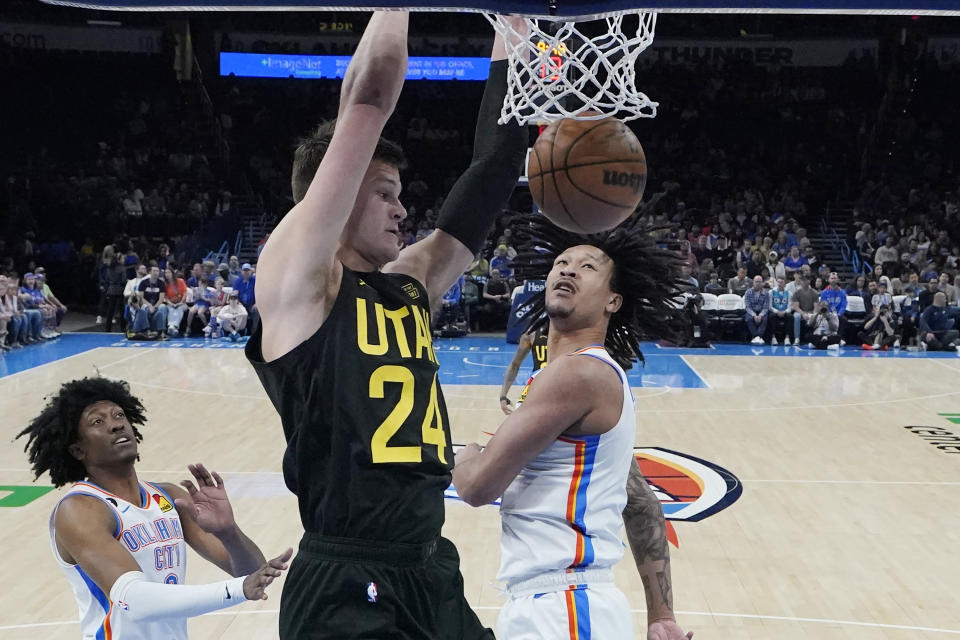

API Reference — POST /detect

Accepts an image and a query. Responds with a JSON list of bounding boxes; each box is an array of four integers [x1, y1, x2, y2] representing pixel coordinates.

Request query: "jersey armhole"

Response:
[[571, 351, 626, 385], [245, 265, 351, 369]]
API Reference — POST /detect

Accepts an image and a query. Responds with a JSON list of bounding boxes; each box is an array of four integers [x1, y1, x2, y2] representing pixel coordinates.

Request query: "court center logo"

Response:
[[445, 446, 742, 548]]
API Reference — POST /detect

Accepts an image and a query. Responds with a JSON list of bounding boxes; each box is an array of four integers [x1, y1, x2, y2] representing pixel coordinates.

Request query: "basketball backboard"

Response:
[[37, 0, 960, 17]]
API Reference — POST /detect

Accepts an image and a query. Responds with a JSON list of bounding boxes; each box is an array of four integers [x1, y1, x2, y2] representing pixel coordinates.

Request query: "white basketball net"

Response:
[[484, 12, 658, 125]]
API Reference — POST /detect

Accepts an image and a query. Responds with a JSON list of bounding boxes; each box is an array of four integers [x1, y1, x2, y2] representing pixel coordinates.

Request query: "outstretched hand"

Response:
[[174, 463, 235, 534], [243, 548, 293, 601], [648, 619, 694, 640]]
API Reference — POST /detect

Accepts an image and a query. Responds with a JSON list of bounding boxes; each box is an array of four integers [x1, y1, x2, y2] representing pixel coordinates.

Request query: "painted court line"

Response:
[[0, 348, 95, 382], [2, 608, 957, 634], [106, 377, 268, 401], [679, 355, 712, 389], [932, 359, 960, 374]]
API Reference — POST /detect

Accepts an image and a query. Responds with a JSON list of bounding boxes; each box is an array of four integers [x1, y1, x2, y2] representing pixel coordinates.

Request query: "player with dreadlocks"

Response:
[[16, 377, 291, 640], [453, 213, 694, 640]]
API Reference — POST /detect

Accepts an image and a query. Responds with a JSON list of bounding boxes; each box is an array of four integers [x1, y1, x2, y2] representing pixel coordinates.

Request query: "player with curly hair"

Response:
[[17, 377, 291, 640], [453, 213, 694, 640]]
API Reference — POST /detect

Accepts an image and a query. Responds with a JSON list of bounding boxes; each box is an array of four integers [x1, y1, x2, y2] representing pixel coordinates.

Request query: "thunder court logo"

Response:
[[445, 445, 742, 548]]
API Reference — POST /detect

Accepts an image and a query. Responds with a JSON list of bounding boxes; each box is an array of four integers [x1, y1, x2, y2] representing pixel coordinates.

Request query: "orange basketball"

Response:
[[527, 117, 647, 234]]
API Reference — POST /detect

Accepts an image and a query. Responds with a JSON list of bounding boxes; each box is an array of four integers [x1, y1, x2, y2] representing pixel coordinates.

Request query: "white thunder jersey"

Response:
[[498, 346, 635, 585], [49, 480, 188, 640]]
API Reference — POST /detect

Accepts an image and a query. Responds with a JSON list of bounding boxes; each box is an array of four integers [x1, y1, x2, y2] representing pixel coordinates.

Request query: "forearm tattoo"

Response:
[[623, 457, 675, 619]]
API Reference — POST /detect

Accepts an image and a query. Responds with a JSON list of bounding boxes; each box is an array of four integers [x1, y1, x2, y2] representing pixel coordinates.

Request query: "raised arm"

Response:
[[499, 332, 534, 414], [623, 458, 693, 639], [384, 25, 527, 302], [256, 12, 409, 360]]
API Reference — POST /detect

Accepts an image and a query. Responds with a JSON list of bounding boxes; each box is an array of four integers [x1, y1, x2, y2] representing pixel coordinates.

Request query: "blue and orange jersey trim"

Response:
[[558, 435, 599, 569], [564, 587, 592, 639], [76, 565, 113, 639]]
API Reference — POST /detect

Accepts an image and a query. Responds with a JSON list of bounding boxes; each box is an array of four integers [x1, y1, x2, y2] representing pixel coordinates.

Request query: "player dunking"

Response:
[[246, 12, 526, 639], [453, 214, 694, 639], [499, 326, 548, 415], [16, 377, 290, 640]]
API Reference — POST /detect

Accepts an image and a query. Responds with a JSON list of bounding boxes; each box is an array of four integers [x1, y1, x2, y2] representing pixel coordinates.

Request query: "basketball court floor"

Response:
[[1, 334, 959, 639]]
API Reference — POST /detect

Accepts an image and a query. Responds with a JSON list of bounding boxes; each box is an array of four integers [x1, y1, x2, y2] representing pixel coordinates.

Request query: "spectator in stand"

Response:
[[696, 258, 715, 285], [860, 303, 898, 350], [804, 246, 819, 270], [771, 231, 791, 257], [746, 250, 765, 278], [703, 272, 724, 295], [874, 236, 899, 271], [204, 277, 229, 337], [217, 291, 248, 342], [157, 244, 172, 271], [217, 263, 231, 283], [713, 237, 735, 278], [920, 261, 939, 284], [765, 251, 786, 284], [736, 240, 753, 272], [96, 244, 115, 325], [744, 275, 770, 345], [20, 273, 58, 339], [0, 275, 11, 351], [103, 253, 127, 333], [136, 266, 169, 336], [437, 275, 465, 333], [782, 246, 808, 274], [124, 264, 149, 301], [918, 292, 960, 351], [678, 240, 698, 269], [791, 275, 819, 345], [785, 269, 804, 297], [232, 263, 257, 335], [936, 273, 956, 306], [900, 287, 920, 346], [163, 267, 188, 337], [918, 275, 940, 312], [846, 274, 872, 315], [813, 276, 825, 292], [467, 253, 489, 281], [186, 263, 204, 288], [185, 276, 212, 337], [228, 255, 242, 281], [890, 253, 915, 280], [123, 241, 139, 280], [34, 269, 68, 329], [3, 277, 30, 346], [769, 276, 793, 345], [201, 260, 218, 286], [808, 300, 841, 350], [820, 272, 848, 338], [678, 265, 699, 293], [482, 269, 512, 330], [728, 267, 750, 296], [490, 244, 514, 279]]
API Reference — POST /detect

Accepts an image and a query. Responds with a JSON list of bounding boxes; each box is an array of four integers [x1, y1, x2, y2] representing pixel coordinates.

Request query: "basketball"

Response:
[[527, 117, 647, 234]]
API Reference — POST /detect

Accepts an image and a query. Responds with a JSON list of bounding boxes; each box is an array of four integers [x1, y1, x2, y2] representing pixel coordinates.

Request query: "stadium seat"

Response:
[[844, 295, 866, 342], [716, 293, 746, 341]]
